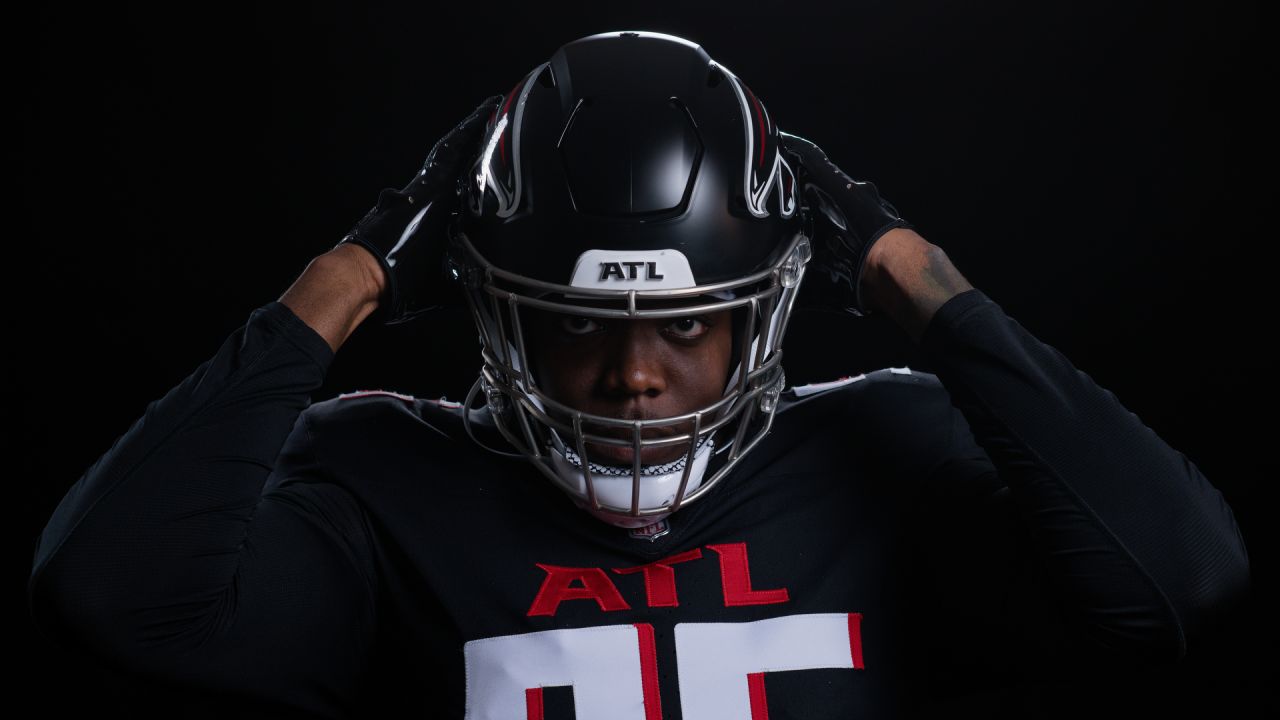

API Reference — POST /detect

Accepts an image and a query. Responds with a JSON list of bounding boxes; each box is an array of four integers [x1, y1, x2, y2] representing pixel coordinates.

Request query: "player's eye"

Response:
[[560, 316, 604, 336], [664, 315, 712, 340]]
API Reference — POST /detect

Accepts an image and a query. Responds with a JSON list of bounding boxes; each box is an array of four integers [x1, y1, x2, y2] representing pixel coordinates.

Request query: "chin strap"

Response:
[[546, 434, 717, 528], [549, 430, 712, 476]]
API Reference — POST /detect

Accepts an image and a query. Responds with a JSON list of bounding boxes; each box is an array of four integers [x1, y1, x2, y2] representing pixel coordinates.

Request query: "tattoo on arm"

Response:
[[867, 232, 974, 343]]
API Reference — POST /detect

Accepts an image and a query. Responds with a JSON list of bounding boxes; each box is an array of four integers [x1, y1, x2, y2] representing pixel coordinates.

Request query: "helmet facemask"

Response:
[[449, 228, 812, 528]]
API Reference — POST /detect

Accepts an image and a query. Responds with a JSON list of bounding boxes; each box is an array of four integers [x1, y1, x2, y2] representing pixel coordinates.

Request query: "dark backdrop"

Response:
[[17, 0, 1272, 717]]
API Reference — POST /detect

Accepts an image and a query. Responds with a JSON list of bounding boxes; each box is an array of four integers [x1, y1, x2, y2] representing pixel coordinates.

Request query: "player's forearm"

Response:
[[280, 243, 387, 354], [861, 228, 974, 344], [29, 285, 339, 663], [918, 288, 1251, 658]]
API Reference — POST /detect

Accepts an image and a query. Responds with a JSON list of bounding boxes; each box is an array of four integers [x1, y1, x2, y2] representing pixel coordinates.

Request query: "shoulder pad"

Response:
[[787, 367, 917, 397], [789, 373, 869, 397], [336, 389, 417, 404], [421, 396, 463, 410]]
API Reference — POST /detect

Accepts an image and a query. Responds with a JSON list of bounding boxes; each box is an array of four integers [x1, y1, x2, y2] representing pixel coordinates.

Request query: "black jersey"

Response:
[[28, 288, 1250, 718]]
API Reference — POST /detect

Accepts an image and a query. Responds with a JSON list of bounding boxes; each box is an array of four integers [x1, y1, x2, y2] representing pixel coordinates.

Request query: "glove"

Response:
[[780, 131, 913, 317], [337, 94, 503, 325]]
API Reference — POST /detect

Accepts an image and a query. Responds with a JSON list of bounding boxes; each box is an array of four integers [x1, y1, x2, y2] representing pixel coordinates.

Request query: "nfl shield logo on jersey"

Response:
[[628, 519, 671, 541]]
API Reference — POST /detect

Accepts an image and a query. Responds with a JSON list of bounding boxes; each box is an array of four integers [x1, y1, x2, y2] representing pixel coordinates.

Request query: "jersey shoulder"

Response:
[[302, 388, 472, 451], [775, 366, 967, 476], [293, 388, 521, 492], [780, 366, 950, 416]]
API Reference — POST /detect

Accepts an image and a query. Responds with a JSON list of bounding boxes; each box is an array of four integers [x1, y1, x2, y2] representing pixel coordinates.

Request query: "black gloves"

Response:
[[780, 131, 913, 317], [337, 94, 503, 325]]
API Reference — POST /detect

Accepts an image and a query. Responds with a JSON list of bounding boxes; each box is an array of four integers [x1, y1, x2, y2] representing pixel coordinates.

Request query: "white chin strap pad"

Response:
[[547, 437, 715, 529]]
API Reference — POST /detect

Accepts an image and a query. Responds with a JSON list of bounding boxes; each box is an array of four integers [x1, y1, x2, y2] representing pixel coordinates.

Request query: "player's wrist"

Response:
[[321, 242, 389, 306], [863, 231, 973, 343]]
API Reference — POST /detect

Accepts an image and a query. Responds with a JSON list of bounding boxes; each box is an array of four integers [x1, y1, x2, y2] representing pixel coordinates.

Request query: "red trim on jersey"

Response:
[[524, 687, 543, 720], [848, 612, 865, 669], [747, 672, 769, 720], [612, 548, 703, 607], [635, 623, 663, 720], [707, 543, 790, 606]]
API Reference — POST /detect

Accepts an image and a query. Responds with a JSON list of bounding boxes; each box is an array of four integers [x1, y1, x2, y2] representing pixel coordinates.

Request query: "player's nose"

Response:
[[599, 322, 667, 400]]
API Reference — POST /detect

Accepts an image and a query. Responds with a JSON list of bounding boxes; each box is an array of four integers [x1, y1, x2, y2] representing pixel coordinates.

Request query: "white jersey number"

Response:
[[463, 612, 864, 719]]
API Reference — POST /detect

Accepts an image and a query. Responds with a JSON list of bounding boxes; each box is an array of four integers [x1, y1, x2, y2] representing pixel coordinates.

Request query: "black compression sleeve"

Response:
[[914, 289, 1250, 668], [28, 301, 378, 718]]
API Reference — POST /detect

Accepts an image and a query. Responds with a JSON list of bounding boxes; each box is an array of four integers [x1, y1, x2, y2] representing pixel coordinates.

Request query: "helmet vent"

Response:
[[706, 67, 723, 88]]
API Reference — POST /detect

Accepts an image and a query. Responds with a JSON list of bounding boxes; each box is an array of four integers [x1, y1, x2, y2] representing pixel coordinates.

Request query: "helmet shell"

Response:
[[457, 30, 801, 288]]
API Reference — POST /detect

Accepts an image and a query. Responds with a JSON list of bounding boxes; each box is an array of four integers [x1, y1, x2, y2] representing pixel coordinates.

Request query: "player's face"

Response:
[[526, 304, 734, 466]]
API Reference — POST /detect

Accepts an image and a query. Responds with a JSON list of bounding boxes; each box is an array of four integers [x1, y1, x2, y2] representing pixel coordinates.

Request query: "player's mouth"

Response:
[[585, 427, 690, 467]]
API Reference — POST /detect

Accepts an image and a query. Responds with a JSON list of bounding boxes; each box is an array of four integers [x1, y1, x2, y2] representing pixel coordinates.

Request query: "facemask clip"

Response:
[[780, 236, 811, 288], [482, 377, 509, 414], [759, 368, 786, 414]]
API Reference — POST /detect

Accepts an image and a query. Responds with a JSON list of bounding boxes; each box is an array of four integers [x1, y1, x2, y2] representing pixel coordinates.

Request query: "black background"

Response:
[[16, 0, 1273, 717]]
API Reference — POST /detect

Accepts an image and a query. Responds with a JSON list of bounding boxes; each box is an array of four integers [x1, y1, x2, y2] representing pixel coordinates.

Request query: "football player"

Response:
[[29, 31, 1250, 719]]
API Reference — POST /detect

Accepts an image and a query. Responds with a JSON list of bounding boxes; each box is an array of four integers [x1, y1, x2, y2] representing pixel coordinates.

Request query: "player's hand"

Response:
[[336, 94, 504, 325], [780, 131, 913, 317]]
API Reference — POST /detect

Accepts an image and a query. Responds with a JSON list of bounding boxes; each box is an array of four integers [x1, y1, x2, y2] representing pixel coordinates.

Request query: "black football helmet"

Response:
[[446, 31, 812, 529]]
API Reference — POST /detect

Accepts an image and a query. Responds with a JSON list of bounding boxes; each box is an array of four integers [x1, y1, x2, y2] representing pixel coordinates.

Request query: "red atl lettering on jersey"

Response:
[[707, 543, 790, 606], [527, 564, 631, 617], [612, 548, 703, 607], [527, 543, 790, 616]]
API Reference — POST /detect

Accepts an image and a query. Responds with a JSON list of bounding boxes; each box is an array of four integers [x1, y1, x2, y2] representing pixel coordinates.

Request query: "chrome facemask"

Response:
[[451, 228, 812, 525]]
